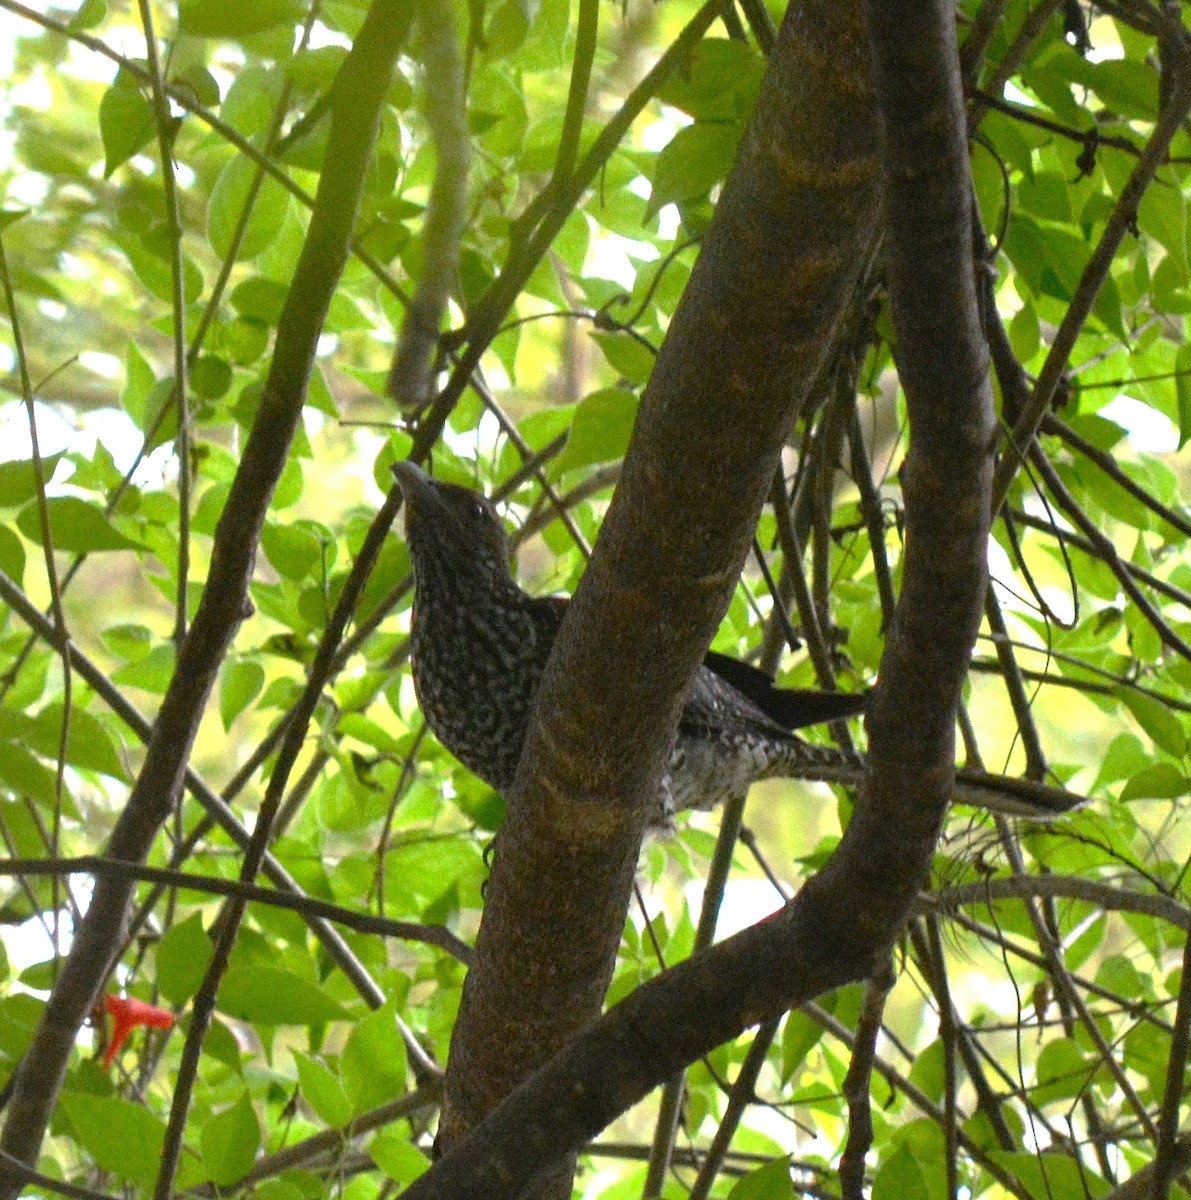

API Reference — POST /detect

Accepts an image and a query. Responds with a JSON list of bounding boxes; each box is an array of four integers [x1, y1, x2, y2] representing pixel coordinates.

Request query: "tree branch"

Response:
[[387, 0, 470, 409]]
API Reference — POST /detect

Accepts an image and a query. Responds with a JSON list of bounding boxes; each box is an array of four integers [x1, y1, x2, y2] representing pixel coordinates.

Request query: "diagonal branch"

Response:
[[402, 0, 998, 1194]]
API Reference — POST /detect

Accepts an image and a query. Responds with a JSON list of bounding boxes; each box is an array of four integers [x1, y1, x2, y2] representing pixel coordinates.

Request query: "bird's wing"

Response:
[[526, 595, 864, 737], [702, 649, 868, 730], [679, 663, 795, 742]]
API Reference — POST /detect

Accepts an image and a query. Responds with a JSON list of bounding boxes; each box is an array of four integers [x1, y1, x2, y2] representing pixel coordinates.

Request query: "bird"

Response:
[[390, 461, 1084, 825]]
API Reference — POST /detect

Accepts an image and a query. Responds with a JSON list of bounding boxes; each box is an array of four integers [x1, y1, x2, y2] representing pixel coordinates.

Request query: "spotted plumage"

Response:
[[392, 461, 867, 826]]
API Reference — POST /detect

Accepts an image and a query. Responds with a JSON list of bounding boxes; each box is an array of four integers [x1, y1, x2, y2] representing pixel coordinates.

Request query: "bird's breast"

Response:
[[409, 605, 549, 790]]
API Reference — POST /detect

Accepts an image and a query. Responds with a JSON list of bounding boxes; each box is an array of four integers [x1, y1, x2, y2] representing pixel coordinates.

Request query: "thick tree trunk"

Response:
[[435, 0, 881, 1193], [409, 0, 996, 1197]]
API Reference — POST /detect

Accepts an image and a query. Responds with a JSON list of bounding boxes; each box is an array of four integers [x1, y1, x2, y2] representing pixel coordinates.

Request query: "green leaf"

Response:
[[0, 742, 60, 808], [220, 659, 265, 729], [208, 156, 294, 261], [101, 622, 154, 662], [29, 705, 127, 779], [60, 1092, 166, 1187], [871, 1137, 935, 1200], [1119, 688, 1187, 758], [179, 0, 302, 37], [656, 38, 764, 121], [648, 122, 740, 218], [0, 524, 25, 584], [191, 354, 233, 400], [986, 1151, 1106, 1200], [1008, 300, 1040, 362], [1176, 344, 1191, 449], [156, 913, 213, 1005], [217, 966, 350, 1024], [261, 521, 325, 581], [338, 713, 403, 755], [17, 959, 60, 990], [223, 67, 286, 139], [173, 64, 222, 108], [120, 339, 157, 430], [0, 994, 41, 1060], [1120, 762, 1189, 802], [369, 1131, 430, 1185], [0, 454, 63, 506], [590, 332, 654, 386], [99, 71, 153, 177], [68, 0, 107, 30], [726, 1156, 793, 1200], [294, 1051, 351, 1127], [119, 232, 203, 305], [1097, 953, 1148, 998], [1094, 732, 1148, 788], [779, 1009, 825, 1081], [342, 1000, 408, 1115], [201, 1091, 261, 1186], [112, 644, 177, 694], [558, 389, 639, 470], [1084, 57, 1159, 120], [1033, 1037, 1092, 1104], [483, 0, 538, 58], [232, 276, 288, 325], [907, 1038, 945, 1103], [16, 496, 142, 553]]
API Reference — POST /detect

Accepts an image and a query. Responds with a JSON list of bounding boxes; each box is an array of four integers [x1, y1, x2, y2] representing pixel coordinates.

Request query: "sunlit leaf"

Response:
[[294, 1051, 351, 1127], [208, 157, 294, 261], [156, 913, 213, 1005], [342, 1001, 408, 1115], [201, 1091, 261, 1186], [179, 0, 302, 37], [16, 496, 142, 553], [648, 122, 740, 219], [217, 967, 350, 1024], [60, 1093, 165, 1187], [99, 71, 153, 177]]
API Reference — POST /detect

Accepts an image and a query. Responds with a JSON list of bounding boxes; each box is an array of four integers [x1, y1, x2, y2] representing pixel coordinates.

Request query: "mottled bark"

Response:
[[411, 0, 997, 1196], [435, 0, 882, 1192]]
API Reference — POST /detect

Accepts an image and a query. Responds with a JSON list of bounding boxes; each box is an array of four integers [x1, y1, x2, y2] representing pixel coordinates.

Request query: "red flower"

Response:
[[101, 994, 175, 1069]]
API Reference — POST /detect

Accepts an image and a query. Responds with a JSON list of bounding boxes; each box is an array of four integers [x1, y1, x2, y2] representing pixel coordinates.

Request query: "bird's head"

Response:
[[391, 461, 512, 587]]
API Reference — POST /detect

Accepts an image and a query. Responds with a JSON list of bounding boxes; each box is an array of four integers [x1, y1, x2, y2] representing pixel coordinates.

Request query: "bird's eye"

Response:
[[471, 499, 488, 521]]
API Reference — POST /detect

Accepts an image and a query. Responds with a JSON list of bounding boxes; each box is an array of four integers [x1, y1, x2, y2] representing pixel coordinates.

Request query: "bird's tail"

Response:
[[763, 739, 1085, 819]]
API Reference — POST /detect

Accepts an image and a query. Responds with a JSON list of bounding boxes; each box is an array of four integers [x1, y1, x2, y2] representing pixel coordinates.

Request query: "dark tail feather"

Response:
[[703, 650, 869, 730]]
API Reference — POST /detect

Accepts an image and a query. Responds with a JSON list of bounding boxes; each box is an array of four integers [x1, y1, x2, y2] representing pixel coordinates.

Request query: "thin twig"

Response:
[[0, 857, 472, 961]]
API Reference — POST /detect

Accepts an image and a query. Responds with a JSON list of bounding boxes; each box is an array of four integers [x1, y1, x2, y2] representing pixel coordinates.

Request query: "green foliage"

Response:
[[0, 0, 1188, 1197]]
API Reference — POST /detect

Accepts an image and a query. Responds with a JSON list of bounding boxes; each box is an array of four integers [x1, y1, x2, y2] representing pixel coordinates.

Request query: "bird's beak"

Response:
[[391, 460, 438, 529]]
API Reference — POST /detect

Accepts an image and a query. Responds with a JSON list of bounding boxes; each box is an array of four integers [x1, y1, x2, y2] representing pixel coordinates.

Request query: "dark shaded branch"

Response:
[[840, 971, 893, 1200], [983, 587, 1048, 780], [687, 1017, 781, 1200], [931, 875, 1191, 933], [0, 857, 471, 961], [388, 0, 470, 409]]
